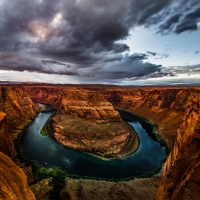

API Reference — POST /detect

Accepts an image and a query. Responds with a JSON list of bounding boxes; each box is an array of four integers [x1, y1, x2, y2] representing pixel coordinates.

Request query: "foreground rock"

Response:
[[0, 152, 36, 200], [60, 177, 159, 200], [53, 88, 139, 158], [155, 90, 200, 200], [0, 86, 40, 199]]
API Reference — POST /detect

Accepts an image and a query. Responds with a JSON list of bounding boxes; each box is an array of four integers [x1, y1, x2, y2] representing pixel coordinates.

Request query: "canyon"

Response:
[[0, 86, 39, 200], [0, 84, 200, 199]]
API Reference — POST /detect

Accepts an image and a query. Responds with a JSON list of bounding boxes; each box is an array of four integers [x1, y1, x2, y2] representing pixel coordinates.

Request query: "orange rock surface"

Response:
[[0, 152, 36, 200], [155, 90, 200, 200], [22, 85, 63, 107], [21, 85, 139, 158], [22, 84, 200, 199], [53, 88, 139, 158], [0, 112, 14, 157], [0, 86, 40, 158], [0, 86, 40, 137], [82, 86, 194, 148]]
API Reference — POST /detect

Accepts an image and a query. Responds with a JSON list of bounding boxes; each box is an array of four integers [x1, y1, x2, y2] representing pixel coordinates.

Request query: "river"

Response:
[[22, 109, 166, 179]]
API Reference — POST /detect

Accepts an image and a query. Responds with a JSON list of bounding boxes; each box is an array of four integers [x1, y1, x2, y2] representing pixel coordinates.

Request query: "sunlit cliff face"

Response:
[[28, 13, 62, 40]]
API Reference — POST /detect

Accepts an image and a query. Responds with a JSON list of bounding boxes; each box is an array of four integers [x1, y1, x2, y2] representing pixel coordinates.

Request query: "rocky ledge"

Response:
[[0, 152, 36, 200]]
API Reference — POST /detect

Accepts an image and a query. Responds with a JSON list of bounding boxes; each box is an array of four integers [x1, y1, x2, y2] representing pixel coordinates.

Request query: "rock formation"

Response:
[[22, 85, 62, 107], [0, 152, 36, 200], [0, 86, 40, 137], [20, 84, 200, 199], [0, 86, 40, 158], [53, 88, 139, 158], [155, 89, 200, 200], [0, 112, 14, 157], [84, 86, 191, 148]]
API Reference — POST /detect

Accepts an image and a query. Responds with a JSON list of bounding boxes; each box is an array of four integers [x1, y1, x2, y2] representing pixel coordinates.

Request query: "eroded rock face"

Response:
[[53, 88, 139, 158], [0, 112, 14, 157], [155, 90, 200, 200], [0, 152, 36, 200], [86, 87, 192, 148], [59, 88, 122, 123], [0, 86, 40, 158], [22, 85, 62, 107], [0, 86, 40, 137]]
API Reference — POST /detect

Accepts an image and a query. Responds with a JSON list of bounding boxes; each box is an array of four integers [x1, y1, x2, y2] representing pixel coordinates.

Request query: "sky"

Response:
[[0, 0, 200, 85]]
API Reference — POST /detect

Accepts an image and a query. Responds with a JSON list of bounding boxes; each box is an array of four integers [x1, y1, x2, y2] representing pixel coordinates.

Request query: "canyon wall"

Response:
[[0, 86, 40, 157], [0, 152, 36, 200], [0, 86, 39, 199], [0, 112, 13, 157], [83, 86, 191, 148], [0, 86, 40, 136], [22, 85, 63, 107], [22, 85, 200, 199], [155, 89, 200, 200]]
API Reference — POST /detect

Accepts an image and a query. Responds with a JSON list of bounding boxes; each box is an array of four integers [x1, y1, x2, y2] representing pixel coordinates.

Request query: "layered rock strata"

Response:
[[0, 152, 36, 200], [22, 85, 62, 107], [53, 88, 139, 158], [0, 86, 40, 158], [84, 86, 192, 149], [0, 86, 40, 137], [0, 112, 14, 157], [155, 90, 200, 200]]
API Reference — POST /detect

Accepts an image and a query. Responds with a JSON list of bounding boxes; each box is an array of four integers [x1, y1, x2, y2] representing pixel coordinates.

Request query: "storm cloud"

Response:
[[0, 0, 199, 82]]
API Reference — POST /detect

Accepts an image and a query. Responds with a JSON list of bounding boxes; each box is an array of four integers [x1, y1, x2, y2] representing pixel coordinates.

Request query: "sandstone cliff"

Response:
[[0, 86, 40, 137], [83, 86, 192, 148], [155, 89, 200, 200], [0, 152, 36, 200], [0, 86, 40, 158], [0, 112, 14, 157], [53, 88, 139, 158], [22, 85, 63, 107]]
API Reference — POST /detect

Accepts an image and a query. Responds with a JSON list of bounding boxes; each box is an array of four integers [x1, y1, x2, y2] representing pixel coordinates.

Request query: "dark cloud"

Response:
[[80, 53, 161, 81], [0, 0, 199, 82], [175, 7, 200, 34], [159, 14, 181, 34], [146, 51, 157, 56], [128, 53, 148, 61], [175, 22, 197, 34], [0, 52, 78, 75], [155, 53, 169, 59], [195, 51, 199, 54]]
